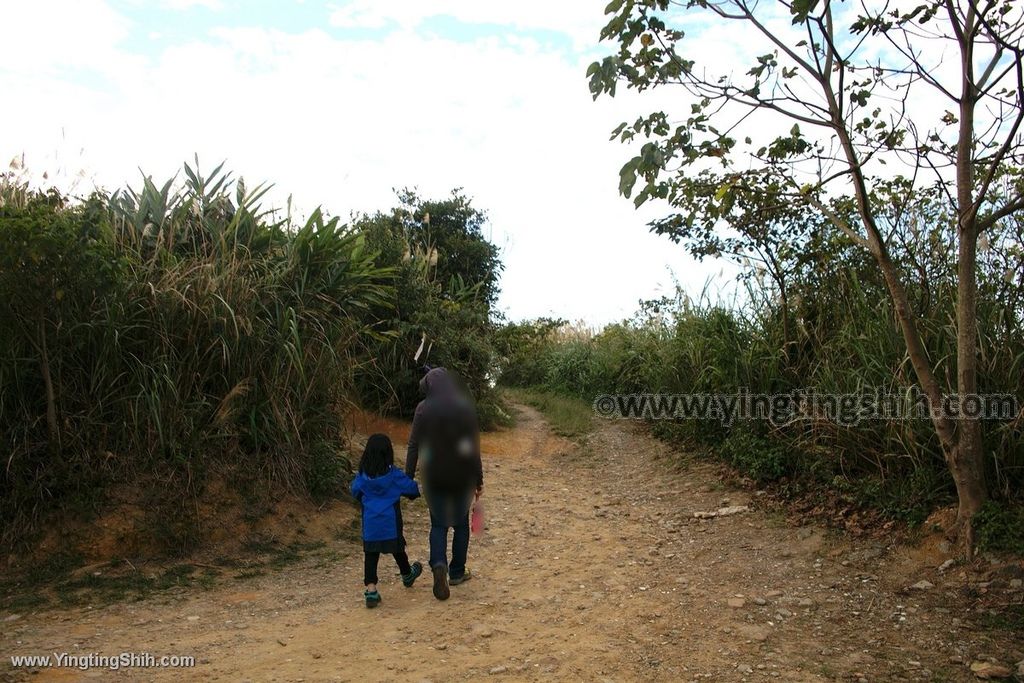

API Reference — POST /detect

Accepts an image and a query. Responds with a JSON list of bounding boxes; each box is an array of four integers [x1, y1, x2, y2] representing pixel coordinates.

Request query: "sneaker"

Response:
[[431, 565, 450, 601], [448, 568, 472, 586], [402, 561, 423, 588], [364, 589, 381, 608]]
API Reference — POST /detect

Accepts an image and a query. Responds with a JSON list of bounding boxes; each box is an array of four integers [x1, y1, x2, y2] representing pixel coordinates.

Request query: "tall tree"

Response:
[[646, 169, 821, 363], [354, 190, 503, 415], [589, 0, 1024, 549]]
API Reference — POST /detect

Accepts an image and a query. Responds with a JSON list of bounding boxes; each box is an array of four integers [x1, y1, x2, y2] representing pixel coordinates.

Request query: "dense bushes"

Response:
[[0, 166, 393, 550], [0, 167, 506, 552], [974, 502, 1024, 555], [498, 209, 1024, 533], [351, 190, 508, 427]]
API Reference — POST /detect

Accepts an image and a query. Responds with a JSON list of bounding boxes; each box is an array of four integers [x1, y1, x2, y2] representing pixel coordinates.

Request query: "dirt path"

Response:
[[2, 405, 1022, 682]]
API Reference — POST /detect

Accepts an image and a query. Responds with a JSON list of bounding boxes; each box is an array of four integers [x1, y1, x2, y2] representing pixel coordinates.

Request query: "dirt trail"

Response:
[[2, 405, 1021, 682]]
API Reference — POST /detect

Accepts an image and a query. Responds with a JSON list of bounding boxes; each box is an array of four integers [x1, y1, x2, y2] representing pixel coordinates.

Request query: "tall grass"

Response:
[[504, 388, 593, 439], [0, 163, 393, 552], [501, 259, 1024, 527]]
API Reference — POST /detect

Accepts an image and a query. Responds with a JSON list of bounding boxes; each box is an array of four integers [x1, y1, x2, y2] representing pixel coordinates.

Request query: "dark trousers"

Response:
[[364, 550, 412, 586], [426, 490, 472, 579]]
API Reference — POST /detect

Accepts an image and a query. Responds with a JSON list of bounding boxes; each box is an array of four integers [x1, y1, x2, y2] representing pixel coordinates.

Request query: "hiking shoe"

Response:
[[431, 565, 450, 601], [402, 561, 423, 588], [448, 568, 472, 586], [364, 590, 381, 608]]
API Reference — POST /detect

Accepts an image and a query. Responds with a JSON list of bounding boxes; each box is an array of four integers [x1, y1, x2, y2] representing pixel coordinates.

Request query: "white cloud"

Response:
[[162, 0, 224, 10], [0, 0, 737, 324], [328, 0, 606, 48], [0, 0, 137, 76]]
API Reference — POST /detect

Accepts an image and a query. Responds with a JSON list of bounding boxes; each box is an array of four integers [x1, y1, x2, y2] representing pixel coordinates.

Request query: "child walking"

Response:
[[351, 433, 423, 608]]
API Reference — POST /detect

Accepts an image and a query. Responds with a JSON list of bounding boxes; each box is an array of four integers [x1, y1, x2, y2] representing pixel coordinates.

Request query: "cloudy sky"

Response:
[[0, 0, 739, 325]]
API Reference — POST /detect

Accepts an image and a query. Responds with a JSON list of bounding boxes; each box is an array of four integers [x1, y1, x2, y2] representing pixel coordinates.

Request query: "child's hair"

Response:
[[359, 433, 394, 477]]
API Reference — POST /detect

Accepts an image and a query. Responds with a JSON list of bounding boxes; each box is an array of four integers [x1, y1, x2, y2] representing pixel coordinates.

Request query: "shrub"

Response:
[[0, 164, 392, 550], [496, 261, 1023, 523], [974, 502, 1024, 555], [305, 441, 352, 504], [351, 190, 505, 425], [719, 426, 792, 484]]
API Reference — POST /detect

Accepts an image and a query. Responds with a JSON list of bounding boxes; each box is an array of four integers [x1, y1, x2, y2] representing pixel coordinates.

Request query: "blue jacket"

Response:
[[350, 466, 420, 542]]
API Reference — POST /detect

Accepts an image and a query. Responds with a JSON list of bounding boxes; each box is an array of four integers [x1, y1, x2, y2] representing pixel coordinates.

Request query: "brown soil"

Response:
[[2, 404, 1022, 682]]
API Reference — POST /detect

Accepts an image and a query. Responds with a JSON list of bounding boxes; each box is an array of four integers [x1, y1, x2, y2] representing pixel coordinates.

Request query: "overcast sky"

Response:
[[0, 0, 742, 325]]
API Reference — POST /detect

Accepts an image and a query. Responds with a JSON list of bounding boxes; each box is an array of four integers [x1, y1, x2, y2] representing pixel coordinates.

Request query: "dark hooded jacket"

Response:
[[405, 368, 483, 494]]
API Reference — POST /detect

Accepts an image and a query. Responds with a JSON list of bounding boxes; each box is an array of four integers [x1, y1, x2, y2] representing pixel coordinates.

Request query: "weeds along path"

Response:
[[3, 404, 1021, 682]]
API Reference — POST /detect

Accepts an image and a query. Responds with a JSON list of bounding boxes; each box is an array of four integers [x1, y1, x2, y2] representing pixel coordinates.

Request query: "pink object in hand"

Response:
[[471, 500, 485, 536]]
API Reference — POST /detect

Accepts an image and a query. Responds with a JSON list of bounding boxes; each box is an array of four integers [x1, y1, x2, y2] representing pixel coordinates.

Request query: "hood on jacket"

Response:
[[356, 467, 403, 494], [419, 366, 458, 397]]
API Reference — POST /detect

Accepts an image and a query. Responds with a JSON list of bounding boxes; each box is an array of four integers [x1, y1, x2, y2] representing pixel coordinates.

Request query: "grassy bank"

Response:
[[504, 388, 593, 439]]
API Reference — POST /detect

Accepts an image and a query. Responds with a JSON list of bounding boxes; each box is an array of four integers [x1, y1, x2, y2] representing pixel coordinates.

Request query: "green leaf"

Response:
[[790, 0, 819, 23], [618, 158, 640, 197], [604, 0, 625, 14]]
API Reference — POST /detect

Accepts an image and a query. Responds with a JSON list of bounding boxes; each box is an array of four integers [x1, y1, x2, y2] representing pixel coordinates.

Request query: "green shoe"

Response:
[[449, 568, 472, 586], [402, 561, 423, 588], [364, 590, 381, 608]]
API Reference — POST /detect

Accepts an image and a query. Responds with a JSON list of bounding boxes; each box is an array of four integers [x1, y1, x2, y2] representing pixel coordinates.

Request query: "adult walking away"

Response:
[[405, 367, 483, 601]]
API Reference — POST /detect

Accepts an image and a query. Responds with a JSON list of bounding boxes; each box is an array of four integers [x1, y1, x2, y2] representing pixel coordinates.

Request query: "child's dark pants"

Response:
[[364, 550, 412, 585]]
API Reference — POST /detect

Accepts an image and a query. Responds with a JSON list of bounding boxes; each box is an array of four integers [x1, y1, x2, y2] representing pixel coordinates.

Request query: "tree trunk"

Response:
[[948, 440, 986, 548], [949, 1, 987, 547], [870, 246, 959, 457], [950, 181, 986, 547], [821, 29, 987, 551]]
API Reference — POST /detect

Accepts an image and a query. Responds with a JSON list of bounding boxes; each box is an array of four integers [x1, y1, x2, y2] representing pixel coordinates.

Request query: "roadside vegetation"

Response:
[[502, 388, 593, 439], [4, 0, 1023, 572], [569, 0, 1023, 551], [0, 162, 505, 557], [497, 255, 1023, 550]]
